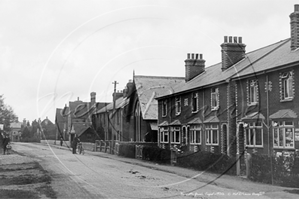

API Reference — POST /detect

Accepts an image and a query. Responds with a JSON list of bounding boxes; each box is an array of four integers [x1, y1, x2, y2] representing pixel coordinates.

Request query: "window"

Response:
[[171, 127, 180, 143], [162, 100, 167, 117], [175, 97, 181, 115], [160, 127, 169, 143], [245, 122, 263, 147], [248, 80, 258, 104], [273, 121, 294, 149], [280, 71, 294, 101], [184, 98, 188, 106], [211, 88, 219, 110], [206, 124, 218, 145], [190, 125, 201, 144], [192, 93, 199, 113]]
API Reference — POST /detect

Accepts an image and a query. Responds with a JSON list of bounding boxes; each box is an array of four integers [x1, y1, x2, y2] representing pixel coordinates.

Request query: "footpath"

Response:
[[6, 142, 299, 199]]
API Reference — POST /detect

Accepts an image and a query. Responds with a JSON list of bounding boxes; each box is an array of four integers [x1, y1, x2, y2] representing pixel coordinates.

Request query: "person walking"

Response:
[[60, 137, 63, 146], [72, 135, 78, 154], [3, 134, 10, 155]]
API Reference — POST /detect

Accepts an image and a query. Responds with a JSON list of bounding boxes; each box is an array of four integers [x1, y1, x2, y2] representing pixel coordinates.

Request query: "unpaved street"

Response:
[[9, 142, 294, 199]]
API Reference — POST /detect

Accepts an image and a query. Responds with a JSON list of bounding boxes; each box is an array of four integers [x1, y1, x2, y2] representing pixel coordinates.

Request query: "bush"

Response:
[[118, 143, 135, 158], [249, 153, 299, 188], [176, 151, 236, 175], [142, 146, 171, 164], [21, 137, 40, 142]]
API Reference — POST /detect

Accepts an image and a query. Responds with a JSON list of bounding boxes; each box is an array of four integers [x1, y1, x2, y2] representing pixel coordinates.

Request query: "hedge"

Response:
[[118, 143, 136, 158], [249, 153, 299, 188], [142, 145, 171, 164], [176, 151, 236, 175]]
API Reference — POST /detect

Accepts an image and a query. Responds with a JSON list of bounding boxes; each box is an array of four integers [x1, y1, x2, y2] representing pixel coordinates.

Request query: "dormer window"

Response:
[[211, 88, 219, 110], [175, 97, 181, 115], [162, 100, 167, 117], [192, 93, 199, 113], [280, 71, 294, 101], [248, 80, 258, 105]]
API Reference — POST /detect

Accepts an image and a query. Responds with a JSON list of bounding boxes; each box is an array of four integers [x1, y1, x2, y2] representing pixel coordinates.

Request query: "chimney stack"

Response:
[[221, 36, 246, 71], [290, 4, 299, 50], [90, 92, 96, 104], [185, 53, 205, 82]]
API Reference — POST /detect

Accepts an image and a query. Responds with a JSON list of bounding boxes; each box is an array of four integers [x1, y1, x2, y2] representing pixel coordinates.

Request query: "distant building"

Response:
[[9, 122, 22, 141], [56, 92, 108, 144]]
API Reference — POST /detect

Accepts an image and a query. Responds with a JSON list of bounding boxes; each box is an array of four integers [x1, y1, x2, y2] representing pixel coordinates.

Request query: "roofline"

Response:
[[156, 38, 293, 100], [231, 61, 298, 81], [134, 75, 185, 80]]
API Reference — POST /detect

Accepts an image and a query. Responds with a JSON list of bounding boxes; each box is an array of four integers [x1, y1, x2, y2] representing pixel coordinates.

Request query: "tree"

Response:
[[0, 95, 17, 131]]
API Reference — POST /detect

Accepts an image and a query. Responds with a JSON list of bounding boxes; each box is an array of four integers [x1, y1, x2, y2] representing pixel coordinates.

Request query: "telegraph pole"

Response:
[[112, 81, 119, 110]]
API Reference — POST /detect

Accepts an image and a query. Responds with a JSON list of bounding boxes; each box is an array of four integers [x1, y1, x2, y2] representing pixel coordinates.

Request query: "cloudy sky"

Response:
[[0, 0, 298, 123]]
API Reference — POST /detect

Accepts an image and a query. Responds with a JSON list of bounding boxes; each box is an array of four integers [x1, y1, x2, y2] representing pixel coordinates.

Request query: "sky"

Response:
[[0, 0, 298, 123]]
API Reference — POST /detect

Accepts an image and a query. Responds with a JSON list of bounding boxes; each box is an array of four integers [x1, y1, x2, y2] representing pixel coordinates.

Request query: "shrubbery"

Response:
[[118, 143, 136, 158], [176, 151, 236, 175], [21, 137, 40, 142], [142, 145, 171, 164], [249, 153, 299, 188]]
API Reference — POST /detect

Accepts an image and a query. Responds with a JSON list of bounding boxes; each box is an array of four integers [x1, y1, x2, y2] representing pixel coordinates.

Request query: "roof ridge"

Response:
[[134, 75, 185, 79]]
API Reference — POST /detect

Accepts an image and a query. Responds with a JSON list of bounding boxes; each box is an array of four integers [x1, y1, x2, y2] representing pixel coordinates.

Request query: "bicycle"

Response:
[[77, 142, 84, 155]]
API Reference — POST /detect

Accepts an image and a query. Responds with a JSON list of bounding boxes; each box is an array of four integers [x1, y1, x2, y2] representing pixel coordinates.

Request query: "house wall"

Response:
[[158, 83, 231, 154], [235, 64, 299, 156]]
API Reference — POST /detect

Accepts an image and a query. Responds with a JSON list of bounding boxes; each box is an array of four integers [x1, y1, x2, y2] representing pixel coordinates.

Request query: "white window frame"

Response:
[[175, 97, 181, 115], [162, 100, 167, 117], [211, 88, 219, 110], [273, 121, 295, 149], [171, 127, 181, 144], [245, 122, 263, 147], [280, 71, 294, 101], [160, 127, 169, 143], [206, 124, 219, 146], [248, 80, 258, 105], [190, 125, 201, 145], [191, 93, 199, 113]]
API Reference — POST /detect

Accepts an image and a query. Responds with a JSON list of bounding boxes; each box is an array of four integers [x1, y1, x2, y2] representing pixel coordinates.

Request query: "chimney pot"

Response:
[[224, 36, 228, 43], [187, 53, 190, 59], [234, 37, 237, 43], [185, 53, 205, 82], [221, 36, 246, 71], [290, 4, 299, 50], [238, 37, 242, 43]]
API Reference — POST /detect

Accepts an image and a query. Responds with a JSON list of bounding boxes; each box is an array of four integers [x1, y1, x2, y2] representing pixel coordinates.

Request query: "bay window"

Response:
[[206, 124, 218, 145], [273, 121, 294, 149], [245, 122, 263, 147], [171, 127, 180, 143], [190, 125, 201, 144]]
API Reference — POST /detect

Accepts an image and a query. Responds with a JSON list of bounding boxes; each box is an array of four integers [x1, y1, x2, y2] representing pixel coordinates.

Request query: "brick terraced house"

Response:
[[156, 5, 299, 175]]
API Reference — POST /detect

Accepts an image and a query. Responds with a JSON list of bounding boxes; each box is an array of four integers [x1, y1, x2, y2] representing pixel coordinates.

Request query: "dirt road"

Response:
[[4, 142, 298, 199]]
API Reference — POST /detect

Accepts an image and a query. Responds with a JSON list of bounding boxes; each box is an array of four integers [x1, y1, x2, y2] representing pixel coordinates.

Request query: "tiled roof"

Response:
[[241, 112, 265, 121], [69, 100, 89, 119], [55, 108, 66, 123], [269, 109, 298, 119], [134, 75, 185, 120], [204, 116, 220, 123], [96, 97, 129, 113], [72, 122, 90, 137], [187, 117, 202, 124], [159, 38, 298, 97], [158, 121, 169, 126], [169, 120, 181, 126]]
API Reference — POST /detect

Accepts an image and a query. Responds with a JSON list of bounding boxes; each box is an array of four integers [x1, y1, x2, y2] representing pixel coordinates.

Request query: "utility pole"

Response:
[[112, 81, 119, 110]]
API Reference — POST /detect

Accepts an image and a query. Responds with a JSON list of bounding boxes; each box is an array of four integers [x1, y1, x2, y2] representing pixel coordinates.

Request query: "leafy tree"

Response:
[[0, 95, 17, 131]]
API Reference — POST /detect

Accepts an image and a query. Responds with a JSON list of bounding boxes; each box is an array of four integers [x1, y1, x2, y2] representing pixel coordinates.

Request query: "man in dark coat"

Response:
[[3, 134, 10, 155], [72, 135, 78, 154]]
